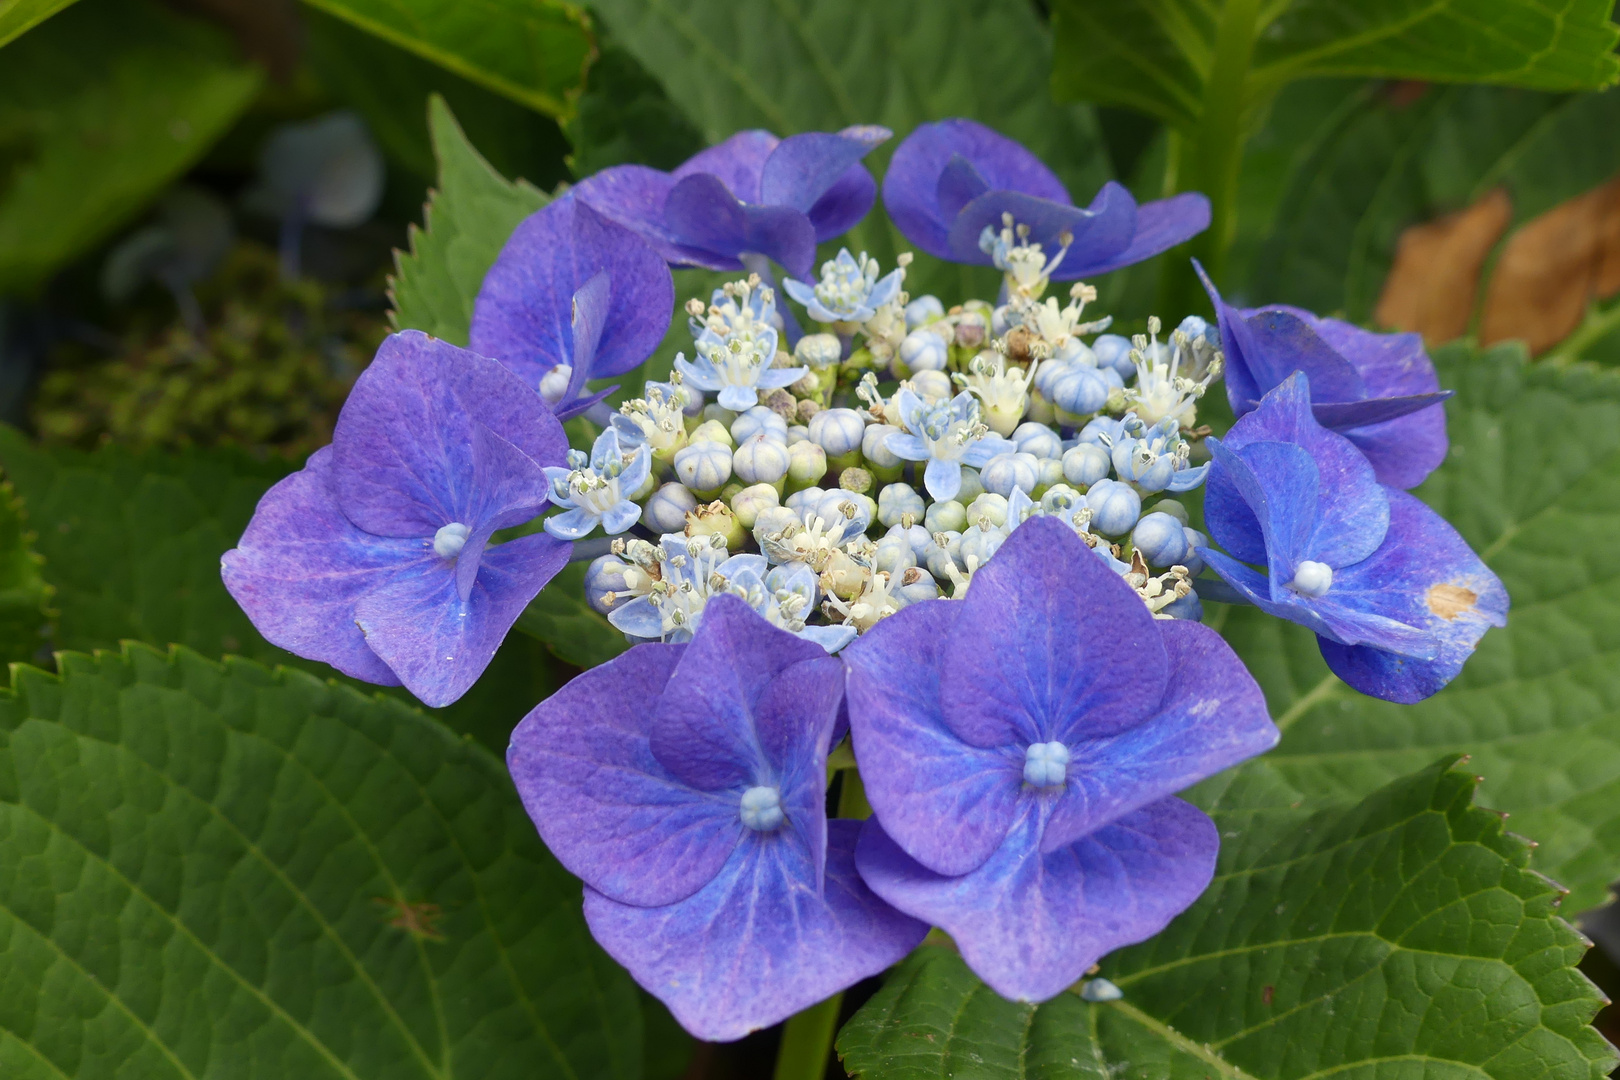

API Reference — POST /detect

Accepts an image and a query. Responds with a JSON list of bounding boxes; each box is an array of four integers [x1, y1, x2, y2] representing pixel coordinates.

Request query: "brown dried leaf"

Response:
[[1374, 188, 1512, 343]]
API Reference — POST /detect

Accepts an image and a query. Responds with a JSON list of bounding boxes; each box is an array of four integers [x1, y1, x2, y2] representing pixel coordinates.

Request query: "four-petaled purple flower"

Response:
[[222, 331, 571, 706], [1197, 261, 1450, 489], [508, 595, 927, 1041], [882, 119, 1210, 279], [844, 517, 1278, 1002], [471, 195, 674, 419], [573, 126, 892, 280], [1199, 373, 1507, 703]]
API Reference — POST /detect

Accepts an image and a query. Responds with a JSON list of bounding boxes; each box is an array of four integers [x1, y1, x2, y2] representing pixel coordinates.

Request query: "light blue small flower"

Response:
[[1109, 416, 1209, 494], [543, 427, 651, 540], [783, 248, 905, 324], [884, 388, 1017, 501]]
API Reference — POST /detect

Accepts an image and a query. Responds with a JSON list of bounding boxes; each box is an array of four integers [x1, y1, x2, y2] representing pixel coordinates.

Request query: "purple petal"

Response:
[[936, 155, 990, 221], [330, 331, 567, 537], [1042, 620, 1276, 852], [470, 197, 674, 386], [1311, 393, 1452, 429], [1057, 192, 1210, 279], [652, 593, 832, 791], [221, 447, 417, 686], [844, 599, 1025, 878], [1341, 407, 1449, 491], [940, 517, 1169, 746], [760, 129, 889, 214], [856, 798, 1218, 1003], [1317, 489, 1508, 703], [673, 129, 779, 203], [742, 204, 819, 280], [585, 819, 928, 1042], [355, 530, 568, 707], [1307, 322, 1448, 488], [453, 420, 554, 599], [947, 184, 1136, 267], [508, 641, 754, 908], [883, 119, 1068, 260], [805, 164, 878, 242], [571, 166, 687, 261], [664, 173, 748, 258]]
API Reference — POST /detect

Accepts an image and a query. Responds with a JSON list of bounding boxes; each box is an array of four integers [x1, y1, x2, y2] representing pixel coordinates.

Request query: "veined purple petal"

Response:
[[586, 820, 926, 1042], [1042, 620, 1276, 852], [355, 530, 567, 707], [760, 129, 889, 214], [331, 330, 567, 538], [508, 642, 750, 907], [1058, 192, 1210, 279], [947, 184, 1136, 268], [844, 600, 1025, 878], [571, 165, 687, 260], [937, 155, 990, 221], [856, 798, 1218, 1003], [1317, 489, 1507, 702], [665, 173, 749, 258], [221, 447, 418, 686], [453, 420, 553, 599], [1311, 393, 1452, 429], [673, 129, 780, 203], [743, 205, 820, 280], [940, 517, 1169, 747]]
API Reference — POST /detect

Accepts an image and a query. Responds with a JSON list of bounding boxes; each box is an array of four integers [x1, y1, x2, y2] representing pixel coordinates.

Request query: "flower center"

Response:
[[1290, 560, 1333, 598], [739, 785, 784, 831], [1023, 741, 1070, 788], [433, 522, 471, 559]]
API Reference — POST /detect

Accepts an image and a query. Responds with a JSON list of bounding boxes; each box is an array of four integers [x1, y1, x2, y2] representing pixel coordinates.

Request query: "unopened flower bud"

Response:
[[959, 523, 1006, 568], [956, 466, 986, 504], [685, 501, 744, 549], [861, 423, 904, 477], [1086, 478, 1141, 536], [1049, 365, 1111, 418], [730, 405, 787, 444], [733, 434, 791, 485], [1181, 527, 1207, 577], [794, 332, 842, 369], [1012, 421, 1063, 460], [729, 483, 780, 529], [909, 369, 953, 402], [786, 424, 811, 446], [905, 295, 944, 329], [795, 398, 821, 423], [809, 407, 865, 461], [877, 483, 926, 528], [1133, 512, 1190, 568], [1092, 333, 1136, 379], [701, 402, 735, 426], [583, 554, 633, 614], [965, 492, 1008, 528], [874, 531, 916, 575], [674, 441, 733, 494], [1149, 499, 1190, 526], [925, 532, 963, 578], [643, 482, 698, 534], [899, 328, 948, 372], [752, 505, 801, 550], [1035, 457, 1064, 494], [784, 487, 825, 517], [924, 499, 966, 534], [955, 312, 986, 349], [980, 452, 1039, 498], [839, 466, 873, 495], [689, 418, 734, 447], [785, 440, 828, 491], [1062, 443, 1110, 487], [895, 565, 940, 603]]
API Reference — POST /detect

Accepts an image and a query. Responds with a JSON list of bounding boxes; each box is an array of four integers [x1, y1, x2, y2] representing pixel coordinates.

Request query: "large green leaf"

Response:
[[0, 0, 262, 294], [838, 759, 1616, 1079], [390, 95, 550, 346], [0, 643, 640, 1079], [0, 0, 75, 48], [588, 0, 1110, 306], [298, 0, 595, 119], [515, 562, 627, 671], [1208, 342, 1620, 914], [0, 479, 50, 667], [1050, 0, 1620, 135]]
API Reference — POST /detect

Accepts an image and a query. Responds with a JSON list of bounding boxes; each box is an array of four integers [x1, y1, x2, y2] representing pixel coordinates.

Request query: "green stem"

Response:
[[1543, 298, 1620, 366], [773, 992, 844, 1080]]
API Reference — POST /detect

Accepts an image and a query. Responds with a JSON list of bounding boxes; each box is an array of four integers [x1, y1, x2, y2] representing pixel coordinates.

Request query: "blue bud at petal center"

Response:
[[433, 522, 471, 559], [740, 785, 785, 831], [1023, 741, 1070, 788]]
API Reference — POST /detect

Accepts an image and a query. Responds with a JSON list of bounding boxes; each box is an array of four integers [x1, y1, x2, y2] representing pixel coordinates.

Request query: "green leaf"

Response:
[[516, 562, 628, 670], [0, 480, 50, 667], [1210, 342, 1620, 914], [1050, 0, 1620, 135], [0, 0, 76, 48], [838, 759, 1617, 1079], [390, 95, 550, 346], [0, 642, 641, 1079], [565, 41, 705, 177], [0, 0, 262, 294], [588, 0, 1110, 306], [297, 0, 595, 119]]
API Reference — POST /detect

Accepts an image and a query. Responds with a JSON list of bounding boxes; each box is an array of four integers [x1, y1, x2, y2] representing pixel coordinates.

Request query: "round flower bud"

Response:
[[1148, 499, 1190, 526], [959, 523, 1006, 569], [957, 466, 986, 504], [688, 418, 735, 448], [891, 522, 932, 559], [990, 305, 1012, 337], [538, 364, 572, 405], [731, 405, 788, 445], [1012, 421, 1063, 460], [1026, 388, 1057, 426], [925, 531, 963, 578], [965, 492, 1008, 529], [643, 481, 698, 534], [1181, 527, 1208, 577], [794, 332, 842, 369], [1040, 484, 1084, 515], [899, 328, 948, 372], [785, 440, 828, 491], [874, 531, 917, 575], [1035, 457, 1064, 494], [1161, 590, 1203, 621], [733, 434, 791, 485], [895, 565, 940, 604], [1049, 364, 1110, 417], [1092, 333, 1136, 380], [811, 489, 874, 535], [1133, 511, 1190, 567], [583, 554, 633, 615], [1062, 443, 1111, 488], [686, 500, 744, 549], [909, 369, 953, 402], [674, 440, 733, 494], [1053, 337, 1096, 366], [795, 398, 821, 424], [701, 403, 736, 427], [954, 312, 987, 349], [786, 424, 811, 446], [905, 294, 944, 330], [809, 407, 866, 461], [980, 452, 1039, 498], [728, 483, 780, 529], [784, 487, 825, 517], [924, 498, 966, 534], [752, 505, 801, 550], [1086, 478, 1141, 536], [839, 466, 874, 495], [862, 423, 904, 472], [877, 483, 926, 529]]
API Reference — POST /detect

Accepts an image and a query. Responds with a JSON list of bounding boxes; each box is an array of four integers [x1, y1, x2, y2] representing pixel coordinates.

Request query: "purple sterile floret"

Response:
[[470, 195, 674, 419], [843, 517, 1276, 1001], [507, 595, 926, 1041], [222, 330, 570, 707], [1196, 261, 1450, 489], [881, 119, 1210, 279], [572, 126, 891, 280], [1199, 373, 1507, 704]]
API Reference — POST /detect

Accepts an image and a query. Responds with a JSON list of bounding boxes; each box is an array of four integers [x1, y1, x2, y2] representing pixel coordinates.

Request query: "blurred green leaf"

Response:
[[1213, 341, 1620, 913], [298, 0, 596, 119], [515, 562, 627, 670], [0, 642, 642, 1080], [589, 0, 1110, 306], [0, 0, 76, 48], [0, 479, 50, 667], [390, 95, 549, 345], [840, 759, 1616, 1079], [0, 0, 261, 294], [565, 41, 704, 177]]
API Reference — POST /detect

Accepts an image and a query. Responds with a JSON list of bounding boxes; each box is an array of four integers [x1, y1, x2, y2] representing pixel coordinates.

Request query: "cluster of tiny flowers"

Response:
[[573, 250, 1224, 651]]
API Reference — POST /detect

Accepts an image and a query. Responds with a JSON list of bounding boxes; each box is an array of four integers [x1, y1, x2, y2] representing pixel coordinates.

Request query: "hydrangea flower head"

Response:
[[222, 331, 569, 706], [845, 517, 1277, 1001], [573, 126, 892, 279], [542, 426, 651, 540], [782, 248, 906, 324], [885, 387, 1018, 500], [508, 596, 926, 1040], [1197, 262, 1450, 489], [470, 195, 674, 419], [1199, 373, 1507, 703], [882, 119, 1210, 281]]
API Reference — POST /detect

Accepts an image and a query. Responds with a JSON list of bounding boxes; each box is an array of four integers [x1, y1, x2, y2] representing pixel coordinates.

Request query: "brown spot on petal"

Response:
[[1427, 583, 1478, 620]]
